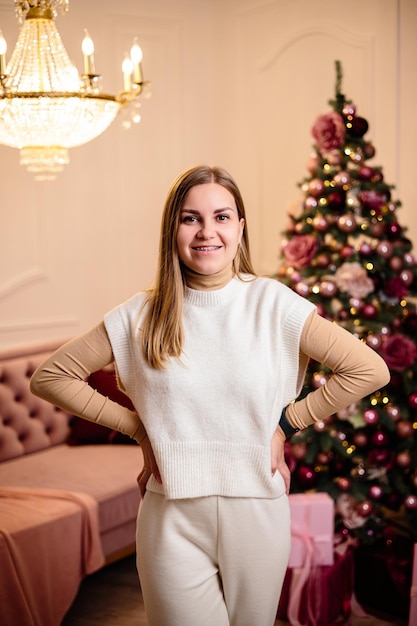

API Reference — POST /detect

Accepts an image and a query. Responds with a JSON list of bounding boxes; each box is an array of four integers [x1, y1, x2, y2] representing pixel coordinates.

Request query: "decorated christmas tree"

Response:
[[278, 61, 417, 547]]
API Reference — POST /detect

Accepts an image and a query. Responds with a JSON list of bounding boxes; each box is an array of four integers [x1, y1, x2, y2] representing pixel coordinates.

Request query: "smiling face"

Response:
[[176, 182, 245, 277]]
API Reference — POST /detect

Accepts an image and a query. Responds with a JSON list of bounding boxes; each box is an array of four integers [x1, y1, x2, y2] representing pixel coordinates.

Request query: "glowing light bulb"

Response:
[[82, 29, 95, 74], [0, 30, 7, 75], [130, 39, 143, 64], [122, 55, 133, 91], [130, 38, 143, 84]]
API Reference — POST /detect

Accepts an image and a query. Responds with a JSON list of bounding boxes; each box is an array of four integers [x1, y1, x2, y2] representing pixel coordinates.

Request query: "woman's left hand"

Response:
[[137, 434, 161, 498], [271, 426, 291, 494]]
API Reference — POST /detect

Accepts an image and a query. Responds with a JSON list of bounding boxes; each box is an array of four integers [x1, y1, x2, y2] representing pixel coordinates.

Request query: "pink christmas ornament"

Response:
[[397, 419, 414, 438], [296, 465, 317, 487], [369, 485, 383, 500], [370, 222, 384, 237], [337, 214, 357, 232], [363, 142, 375, 159], [361, 303, 378, 319], [396, 450, 411, 468], [376, 241, 393, 258], [387, 222, 402, 238], [408, 393, 417, 411], [337, 477, 351, 491], [312, 215, 328, 231], [404, 495, 417, 510], [320, 280, 338, 297], [359, 242, 372, 256], [317, 452, 330, 465], [363, 408, 379, 424], [333, 171, 351, 187], [308, 178, 325, 196], [384, 404, 401, 421], [357, 165, 374, 181], [341, 245, 354, 259], [295, 282, 310, 297], [400, 269, 413, 286], [349, 297, 361, 309], [291, 443, 307, 460], [304, 196, 318, 210], [357, 500, 373, 516], [353, 431, 368, 447], [372, 431, 389, 447], [389, 256, 402, 271]]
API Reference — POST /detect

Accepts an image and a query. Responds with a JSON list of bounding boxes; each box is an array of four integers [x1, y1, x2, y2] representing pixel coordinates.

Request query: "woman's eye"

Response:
[[217, 214, 229, 221], [182, 215, 198, 223]]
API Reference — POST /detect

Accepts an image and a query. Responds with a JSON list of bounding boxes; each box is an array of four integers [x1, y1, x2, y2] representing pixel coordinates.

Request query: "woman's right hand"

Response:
[[271, 426, 291, 495], [137, 434, 162, 498]]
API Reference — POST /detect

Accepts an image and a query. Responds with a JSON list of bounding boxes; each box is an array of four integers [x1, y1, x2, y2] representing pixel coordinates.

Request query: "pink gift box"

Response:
[[288, 493, 334, 568], [409, 543, 417, 626], [277, 547, 354, 626]]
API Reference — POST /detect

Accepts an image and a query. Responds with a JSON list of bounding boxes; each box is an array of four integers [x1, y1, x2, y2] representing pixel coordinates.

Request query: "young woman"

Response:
[[30, 165, 390, 626]]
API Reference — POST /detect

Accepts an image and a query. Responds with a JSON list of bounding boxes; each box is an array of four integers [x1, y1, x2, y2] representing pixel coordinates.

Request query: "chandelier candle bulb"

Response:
[[122, 55, 133, 92], [0, 30, 7, 75], [82, 29, 95, 75], [130, 38, 143, 84]]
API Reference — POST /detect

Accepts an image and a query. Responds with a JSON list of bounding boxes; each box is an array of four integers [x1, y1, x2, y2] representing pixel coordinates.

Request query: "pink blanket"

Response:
[[0, 487, 105, 626]]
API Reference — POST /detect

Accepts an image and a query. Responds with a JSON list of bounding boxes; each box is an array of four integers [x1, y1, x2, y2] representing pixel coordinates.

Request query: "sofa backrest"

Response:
[[0, 341, 72, 462]]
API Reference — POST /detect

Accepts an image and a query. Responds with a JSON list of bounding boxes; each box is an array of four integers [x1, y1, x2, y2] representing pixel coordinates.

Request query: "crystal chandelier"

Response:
[[0, 0, 149, 180]]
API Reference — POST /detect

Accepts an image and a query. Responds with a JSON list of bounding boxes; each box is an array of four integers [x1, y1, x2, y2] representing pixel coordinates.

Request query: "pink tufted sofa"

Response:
[[0, 340, 144, 626]]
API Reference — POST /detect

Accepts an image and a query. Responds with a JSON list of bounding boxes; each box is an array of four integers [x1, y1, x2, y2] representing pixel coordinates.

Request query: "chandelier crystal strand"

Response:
[[5, 16, 80, 92], [14, 0, 69, 23], [0, 0, 148, 180]]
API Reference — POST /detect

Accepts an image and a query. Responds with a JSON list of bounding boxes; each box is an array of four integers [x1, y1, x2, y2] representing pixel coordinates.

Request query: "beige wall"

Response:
[[0, 0, 415, 349]]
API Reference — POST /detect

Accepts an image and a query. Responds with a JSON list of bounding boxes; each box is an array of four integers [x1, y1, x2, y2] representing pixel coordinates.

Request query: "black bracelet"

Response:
[[279, 407, 300, 439]]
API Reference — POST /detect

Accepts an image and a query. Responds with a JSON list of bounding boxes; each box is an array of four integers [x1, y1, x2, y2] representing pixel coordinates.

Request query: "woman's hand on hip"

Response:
[[137, 434, 162, 498], [271, 426, 291, 494]]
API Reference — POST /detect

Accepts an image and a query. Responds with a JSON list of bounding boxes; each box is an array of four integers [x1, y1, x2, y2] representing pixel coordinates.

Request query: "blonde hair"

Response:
[[141, 165, 255, 369]]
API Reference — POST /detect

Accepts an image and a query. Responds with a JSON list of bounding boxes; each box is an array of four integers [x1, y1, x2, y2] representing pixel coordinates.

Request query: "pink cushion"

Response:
[[0, 351, 71, 462]]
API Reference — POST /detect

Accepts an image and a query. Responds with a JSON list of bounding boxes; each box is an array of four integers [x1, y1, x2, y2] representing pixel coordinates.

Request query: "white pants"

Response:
[[136, 492, 291, 626]]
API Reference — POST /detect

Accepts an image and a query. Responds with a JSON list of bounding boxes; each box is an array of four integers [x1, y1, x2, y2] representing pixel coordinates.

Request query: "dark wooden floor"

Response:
[[61, 554, 408, 626]]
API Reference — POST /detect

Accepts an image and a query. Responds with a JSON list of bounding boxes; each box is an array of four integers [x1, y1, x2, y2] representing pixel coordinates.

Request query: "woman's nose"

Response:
[[196, 222, 214, 239]]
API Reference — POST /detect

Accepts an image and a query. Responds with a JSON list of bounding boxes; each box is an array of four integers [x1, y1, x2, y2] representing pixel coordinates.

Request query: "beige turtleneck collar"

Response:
[[181, 264, 235, 291]]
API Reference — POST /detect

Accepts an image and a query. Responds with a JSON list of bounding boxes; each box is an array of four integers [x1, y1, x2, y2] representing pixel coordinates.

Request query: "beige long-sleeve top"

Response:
[[30, 311, 390, 444], [30, 279, 390, 497]]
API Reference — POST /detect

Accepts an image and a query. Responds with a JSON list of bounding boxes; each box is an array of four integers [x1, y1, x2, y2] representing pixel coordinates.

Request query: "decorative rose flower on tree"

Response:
[[336, 493, 367, 529], [282, 234, 317, 269], [312, 111, 346, 153], [334, 262, 374, 299], [384, 276, 408, 300], [380, 333, 417, 371]]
